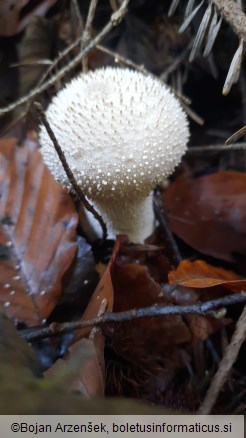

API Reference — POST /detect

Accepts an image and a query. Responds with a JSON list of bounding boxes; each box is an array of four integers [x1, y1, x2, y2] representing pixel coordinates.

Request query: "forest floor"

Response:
[[0, 0, 246, 415]]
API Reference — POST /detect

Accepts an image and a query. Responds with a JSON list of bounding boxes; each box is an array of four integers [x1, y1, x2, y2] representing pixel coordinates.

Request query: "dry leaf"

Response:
[[0, 138, 78, 325], [168, 259, 243, 291], [168, 259, 239, 340]]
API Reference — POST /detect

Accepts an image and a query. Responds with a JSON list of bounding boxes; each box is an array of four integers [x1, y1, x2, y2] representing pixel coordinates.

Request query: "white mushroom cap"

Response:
[[39, 67, 189, 242]]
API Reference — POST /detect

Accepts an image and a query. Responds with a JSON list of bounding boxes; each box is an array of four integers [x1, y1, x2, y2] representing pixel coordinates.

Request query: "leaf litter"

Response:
[[0, 137, 78, 325], [0, 0, 246, 416]]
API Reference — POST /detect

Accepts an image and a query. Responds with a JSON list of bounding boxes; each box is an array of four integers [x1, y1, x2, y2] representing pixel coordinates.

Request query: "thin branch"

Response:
[[0, 0, 130, 116], [154, 189, 182, 266], [211, 0, 246, 43], [33, 102, 107, 241], [71, 0, 84, 35], [20, 292, 246, 342], [187, 142, 246, 153], [81, 0, 99, 72], [226, 127, 246, 145], [198, 304, 246, 414]]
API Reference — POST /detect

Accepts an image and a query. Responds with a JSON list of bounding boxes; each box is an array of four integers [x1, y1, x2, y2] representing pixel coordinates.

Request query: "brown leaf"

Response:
[[66, 237, 122, 396], [168, 259, 245, 292], [73, 237, 121, 342], [69, 338, 105, 397], [106, 258, 191, 383], [184, 313, 220, 341], [168, 259, 243, 340], [163, 171, 246, 262], [0, 138, 78, 325], [113, 262, 191, 345], [45, 338, 104, 398]]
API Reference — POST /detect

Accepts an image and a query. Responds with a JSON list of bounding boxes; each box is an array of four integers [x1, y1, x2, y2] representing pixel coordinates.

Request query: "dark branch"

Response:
[[21, 292, 246, 342]]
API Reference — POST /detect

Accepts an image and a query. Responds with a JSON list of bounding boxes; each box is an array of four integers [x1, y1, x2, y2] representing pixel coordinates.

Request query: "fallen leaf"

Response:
[[0, 313, 173, 415], [0, 138, 78, 326], [44, 338, 103, 397], [112, 262, 191, 347], [168, 259, 245, 292], [62, 237, 122, 396], [105, 248, 192, 397], [163, 171, 246, 262], [168, 259, 241, 340]]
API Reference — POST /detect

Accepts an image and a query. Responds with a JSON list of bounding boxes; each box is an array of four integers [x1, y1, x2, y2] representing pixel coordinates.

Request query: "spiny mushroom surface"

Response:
[[39, 67, 189, 242]]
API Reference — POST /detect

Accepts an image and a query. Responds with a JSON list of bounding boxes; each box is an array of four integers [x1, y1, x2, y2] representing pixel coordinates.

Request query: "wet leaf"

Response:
[[163, 171, 246, 262], [0, 138, 78, 325]]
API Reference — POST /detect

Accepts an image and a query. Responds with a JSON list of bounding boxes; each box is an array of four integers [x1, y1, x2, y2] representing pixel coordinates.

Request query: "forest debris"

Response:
[[168, 259, 244, 291], [0, 313, 170, 414], [168, 259, 246, 340], [20, 292, 246, 342], [0, 138, 78, 325], [198, 304, 246, 414], [45, 337, 104, 397], [223, 39, 244, 96], [163, 171, 246, 262], [211, 0, 246, 43], [189, 2, 212, 62], [0, 0, 130, 116]]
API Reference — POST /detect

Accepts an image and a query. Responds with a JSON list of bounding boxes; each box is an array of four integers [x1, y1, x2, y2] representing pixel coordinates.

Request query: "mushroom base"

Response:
[[80, 193, 155, 243]]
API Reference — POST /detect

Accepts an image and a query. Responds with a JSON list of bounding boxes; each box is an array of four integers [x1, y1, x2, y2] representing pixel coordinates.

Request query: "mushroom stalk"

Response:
[[83, 193, 154, 242]]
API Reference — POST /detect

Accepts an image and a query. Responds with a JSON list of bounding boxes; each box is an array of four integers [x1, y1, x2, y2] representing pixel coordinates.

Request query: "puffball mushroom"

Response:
[[39, 67, 189, 243]]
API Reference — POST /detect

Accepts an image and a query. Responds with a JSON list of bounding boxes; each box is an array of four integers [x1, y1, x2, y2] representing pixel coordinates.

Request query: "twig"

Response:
[[0, 0, 130, 116], [226, 128, 246, 145], [71, 0, 84, 33], [81, 0, 99, 72], [211, 0, 246, 43], [154, 189, 182, 266], [198, 304, 246, 414], [187, 142, 246, 153], [20, 292, 246, 342], [33, 101, 107, 241]]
